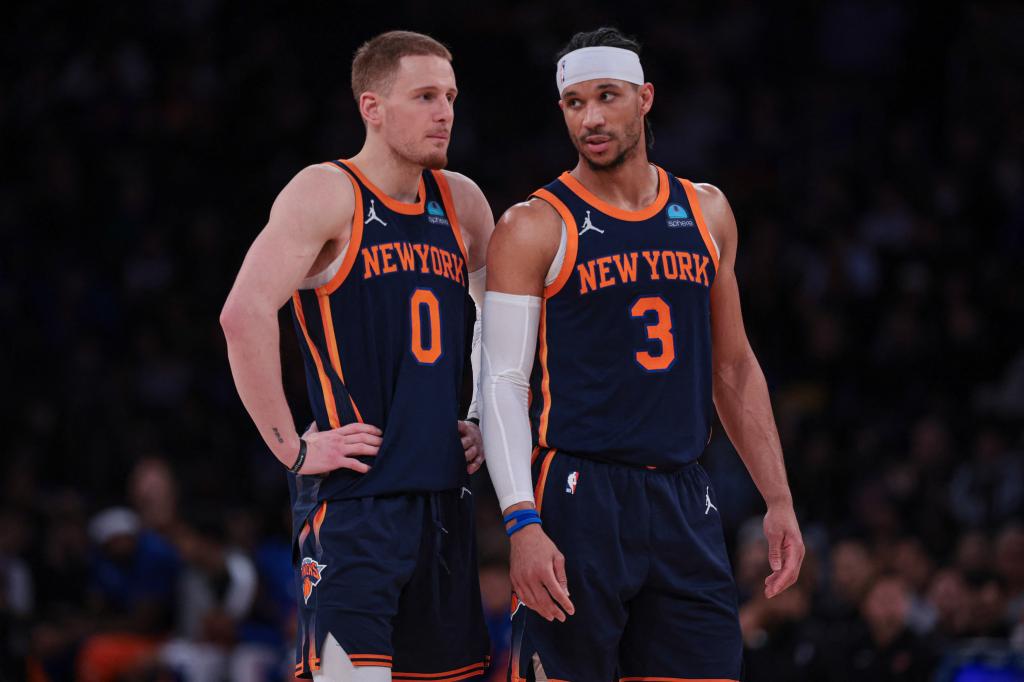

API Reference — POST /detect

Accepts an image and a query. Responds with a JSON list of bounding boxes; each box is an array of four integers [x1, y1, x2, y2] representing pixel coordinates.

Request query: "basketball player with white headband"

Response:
[[481, 28, 804, 680]]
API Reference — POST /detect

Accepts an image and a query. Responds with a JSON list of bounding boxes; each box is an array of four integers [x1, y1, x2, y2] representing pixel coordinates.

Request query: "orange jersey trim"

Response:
[[338, 159, 425, 215], [537, 302, 552, 446], [318, 165, 365, 295], [558, 166, 670, 222], [350, 654, 393, 668], [531, 188, 579, 299], [534, 449, 557, 514], [392, 659, 489, 679], [312, 501, 328, 544], [292, 293, 341, 429], [315, 292, 364, 422], [308, 630, 319, 672], [431, 170, 470, 264], [530, 445, 541, 465], [679, 178, 720, 272]]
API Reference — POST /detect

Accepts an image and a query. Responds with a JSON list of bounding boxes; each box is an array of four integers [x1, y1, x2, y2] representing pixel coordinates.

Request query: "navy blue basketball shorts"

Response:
[[509, 449, 742, 682], [294, 488, 490, 679]]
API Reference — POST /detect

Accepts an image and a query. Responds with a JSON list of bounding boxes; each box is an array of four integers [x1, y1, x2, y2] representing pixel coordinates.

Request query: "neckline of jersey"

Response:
[[338, 159, 426, 215], [558, 165, 670, 222]]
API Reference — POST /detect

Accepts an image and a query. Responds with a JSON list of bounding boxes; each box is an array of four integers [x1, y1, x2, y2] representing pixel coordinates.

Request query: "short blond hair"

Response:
[[351, 30, 452, 100]]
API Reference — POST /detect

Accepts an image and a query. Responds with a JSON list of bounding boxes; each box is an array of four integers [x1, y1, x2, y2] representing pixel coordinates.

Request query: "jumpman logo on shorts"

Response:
[[578, 210, 604, 236], [365, 199, 387, 226], [705, 486, 718, 515]]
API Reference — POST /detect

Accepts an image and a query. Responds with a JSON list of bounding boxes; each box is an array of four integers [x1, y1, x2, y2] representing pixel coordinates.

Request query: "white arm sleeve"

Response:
[[465, 267, 486, 422], [481, 291, 542, 511]]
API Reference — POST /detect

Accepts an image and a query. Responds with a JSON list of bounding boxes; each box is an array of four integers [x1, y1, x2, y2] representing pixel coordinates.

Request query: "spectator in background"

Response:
[[950, 428, 1024, 530], [159, 510, 258, 682], [955, 530, 992, 575], [129, 456, 179, 535], [927, 568, 973, 646], [78, 507, 180, 682], [838, 575, 935, 681], [823, 539, 876, 622], [29, 490, 91, 682], [740, 542, 823, 681], [995, 524, 1024, 627], [886, 537, 937, 635], [962, 569, 1011, 639]]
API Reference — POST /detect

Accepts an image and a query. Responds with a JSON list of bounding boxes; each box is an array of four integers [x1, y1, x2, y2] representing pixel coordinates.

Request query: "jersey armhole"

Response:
[[316, 162, 364, 296], [678, 178, 721, 271], [531, 189, 579, 298], [431, 170, 470, 265]]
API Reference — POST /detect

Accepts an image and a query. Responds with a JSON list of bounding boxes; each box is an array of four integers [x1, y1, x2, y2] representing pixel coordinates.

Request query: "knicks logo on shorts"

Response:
[[565, 471, 579, 494], [300, 557, 327, 604]]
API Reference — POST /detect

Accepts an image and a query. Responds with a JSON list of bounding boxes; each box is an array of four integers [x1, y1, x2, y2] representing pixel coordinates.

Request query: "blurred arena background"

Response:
[[2, 1, 1023, 680]]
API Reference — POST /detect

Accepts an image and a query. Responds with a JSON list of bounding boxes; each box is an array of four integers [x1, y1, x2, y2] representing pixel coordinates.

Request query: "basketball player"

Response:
[[220, 31, 493, 681], [480, 28, 805, 680]]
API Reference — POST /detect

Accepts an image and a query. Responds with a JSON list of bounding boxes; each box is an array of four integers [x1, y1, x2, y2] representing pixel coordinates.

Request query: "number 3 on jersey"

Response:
[[630, 296, 676, 372], [411, 288, 442, 364]]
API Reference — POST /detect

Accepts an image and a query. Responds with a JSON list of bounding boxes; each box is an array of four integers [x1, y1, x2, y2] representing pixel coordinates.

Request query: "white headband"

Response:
[[556, 46, 645, 95]]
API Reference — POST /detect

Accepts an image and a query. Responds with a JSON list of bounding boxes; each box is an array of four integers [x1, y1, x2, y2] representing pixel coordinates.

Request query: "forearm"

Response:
[[713, 352, 792, 507], [480, 292, 541, 512], [222, 309, 301, 467], [482, 367, 536, 511]]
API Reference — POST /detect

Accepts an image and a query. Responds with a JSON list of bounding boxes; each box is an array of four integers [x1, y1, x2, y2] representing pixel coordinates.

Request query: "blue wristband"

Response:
[[507, 518, 542, 536], [504, 509, 542, 537], [503, 509, 540, 525]]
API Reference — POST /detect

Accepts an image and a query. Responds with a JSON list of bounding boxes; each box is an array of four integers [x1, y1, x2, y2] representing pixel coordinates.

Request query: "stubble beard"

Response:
[[575, 118, 642, 173], [395, 139, 448, 171]]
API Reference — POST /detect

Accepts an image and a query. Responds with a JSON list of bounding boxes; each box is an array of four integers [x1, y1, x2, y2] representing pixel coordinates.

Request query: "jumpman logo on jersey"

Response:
[[705, 486, 718, 515], [365, 199, 387, 226], [578, 210, 605, 236]]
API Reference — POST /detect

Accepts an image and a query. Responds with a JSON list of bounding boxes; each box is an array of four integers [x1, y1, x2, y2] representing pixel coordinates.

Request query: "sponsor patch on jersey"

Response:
[[300, 557, 327, 604], [666, 203, 695, 228], [427, 200, 449, 225]]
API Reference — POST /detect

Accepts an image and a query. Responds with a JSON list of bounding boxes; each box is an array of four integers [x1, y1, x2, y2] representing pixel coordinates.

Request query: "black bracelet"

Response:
[[289, 438, 308, 473], [465, 417, 480, 425]]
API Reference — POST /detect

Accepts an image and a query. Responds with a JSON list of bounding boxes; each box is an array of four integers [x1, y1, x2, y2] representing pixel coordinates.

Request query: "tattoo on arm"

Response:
[[272, 427, 285, 444]]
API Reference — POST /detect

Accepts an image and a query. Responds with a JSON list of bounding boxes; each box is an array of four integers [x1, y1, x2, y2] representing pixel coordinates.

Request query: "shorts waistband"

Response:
[[547, 449, 701, 474]]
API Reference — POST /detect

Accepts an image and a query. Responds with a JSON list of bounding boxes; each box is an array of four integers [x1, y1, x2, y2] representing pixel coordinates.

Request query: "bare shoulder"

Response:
[[494, 197, 562, 251], [692, 182, 737, 258], [440, 169, 485, 203], [270, 163, 355, 239], [440, 169, 492, 226], [692, 182, 731, 225]]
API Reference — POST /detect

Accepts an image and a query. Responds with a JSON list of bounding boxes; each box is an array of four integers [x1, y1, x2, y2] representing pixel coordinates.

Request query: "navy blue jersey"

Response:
[[528, 166, 720, 468], [288, 160, 470, 534]]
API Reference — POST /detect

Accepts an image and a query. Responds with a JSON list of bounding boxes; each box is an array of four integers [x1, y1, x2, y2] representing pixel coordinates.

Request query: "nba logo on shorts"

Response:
[[566, 471, 579, 494], [301, 557, 327, 604]]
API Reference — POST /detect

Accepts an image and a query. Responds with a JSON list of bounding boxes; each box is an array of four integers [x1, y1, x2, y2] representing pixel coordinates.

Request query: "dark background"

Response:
[[2, 1, 1023, 680]]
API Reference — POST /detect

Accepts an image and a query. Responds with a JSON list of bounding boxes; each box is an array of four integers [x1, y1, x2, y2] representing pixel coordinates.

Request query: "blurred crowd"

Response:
[[2, 1, 1023, 680]]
